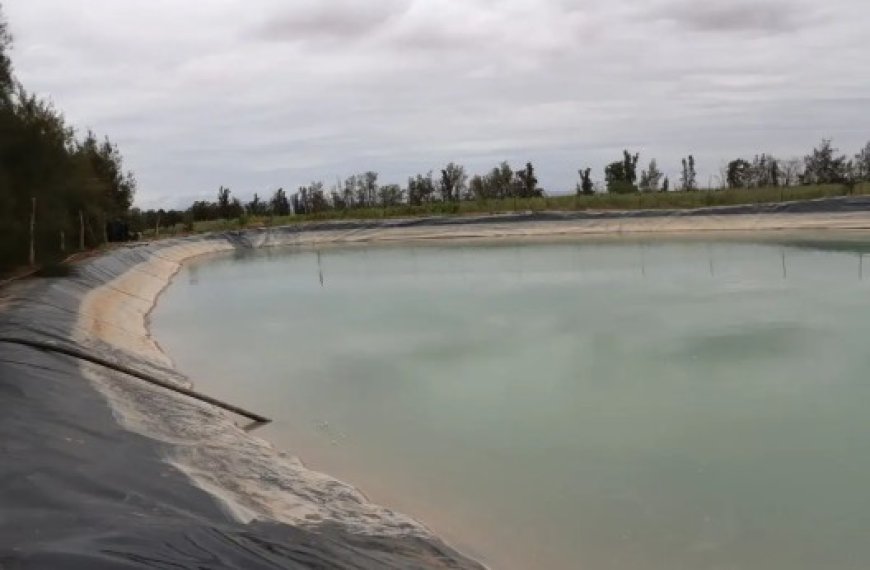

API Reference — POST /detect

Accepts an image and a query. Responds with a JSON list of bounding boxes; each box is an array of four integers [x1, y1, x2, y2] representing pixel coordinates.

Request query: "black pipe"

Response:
[[0, 337, 270, 425]]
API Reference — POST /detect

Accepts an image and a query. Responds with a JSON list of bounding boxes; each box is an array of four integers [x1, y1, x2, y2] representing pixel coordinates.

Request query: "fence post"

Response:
[[29, 197, 36, 266], [79, 210, 85, 250], [60, 230, 65, 253]]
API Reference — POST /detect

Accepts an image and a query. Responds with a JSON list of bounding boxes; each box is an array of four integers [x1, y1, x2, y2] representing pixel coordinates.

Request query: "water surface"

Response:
[[154, 236, 870, 570]]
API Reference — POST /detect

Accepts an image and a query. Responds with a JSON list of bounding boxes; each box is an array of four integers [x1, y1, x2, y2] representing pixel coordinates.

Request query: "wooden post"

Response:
[[155, 214, 160, 238], [29, 197, 36, 266], [60, 230, 66, 253], [79, 210, 85, 250]]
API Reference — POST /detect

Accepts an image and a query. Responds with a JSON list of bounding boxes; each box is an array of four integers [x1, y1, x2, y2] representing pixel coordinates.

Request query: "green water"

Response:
[[153, 236, 870, 570]]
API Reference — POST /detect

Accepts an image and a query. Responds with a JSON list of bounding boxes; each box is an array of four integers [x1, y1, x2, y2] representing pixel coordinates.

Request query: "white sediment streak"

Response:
[[75, 239, 234, 368], [74, 236, 435, 539]]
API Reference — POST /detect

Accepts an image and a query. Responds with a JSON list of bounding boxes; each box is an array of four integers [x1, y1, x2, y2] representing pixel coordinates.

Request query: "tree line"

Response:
[[0, 5, 136, 271], [588, 139, 870, 195], [157, 138, 870, 226], [3, 2, 870, 268], [141, 160, 546, 225]]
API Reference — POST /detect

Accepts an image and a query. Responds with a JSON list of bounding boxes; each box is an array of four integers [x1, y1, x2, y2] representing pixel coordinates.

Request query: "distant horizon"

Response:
[[4, 0, 869, 210], [125, 139, 863, 211]]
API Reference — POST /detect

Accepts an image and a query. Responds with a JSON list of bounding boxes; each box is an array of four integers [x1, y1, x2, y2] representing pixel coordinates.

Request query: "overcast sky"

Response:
[[4, 0, 869, 208]]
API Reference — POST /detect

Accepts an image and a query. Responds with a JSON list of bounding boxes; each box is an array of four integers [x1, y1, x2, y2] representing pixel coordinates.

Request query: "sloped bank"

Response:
[[5, 198, 870, 569], [0, 236, 483, 570]]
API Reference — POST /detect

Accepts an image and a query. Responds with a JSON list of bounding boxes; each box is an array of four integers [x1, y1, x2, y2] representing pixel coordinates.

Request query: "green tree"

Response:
[[189, 200, 216, 221], [408, 171, 436, 206], [439, 163, 467, 202], [491, 162, 515, 198], [748, 154, 779, 187], [329, 183, 347, 210], [309, 181, 328, 213], [378, 184, 404, 208], [216, 186, 232, 218], [854, 142, 870, 182], [780, 157, 803, 187], [469, 174, 486, 200], [0, 4, 13, 101], [639, 159, 662, 192], [605, 150, 639, 193], [0, 30, 137, 270], [515, 162, 542, 198], [802, 139, 848, 184], [680, 155, 697, 191], [354, 171, 378, 208], [292, 182, 330, 215], [229, 197, 244, 219], [78, 132, 135, 214], [473, 162, 514, 199], [269, 188, 290, 216], [727, 159, 751, 189], [342, 175, 357, 208], [605, 163, 632, 193], [247, 193, 265, 216], [576, 168, 594, 195], [623, 150, 639, 187]]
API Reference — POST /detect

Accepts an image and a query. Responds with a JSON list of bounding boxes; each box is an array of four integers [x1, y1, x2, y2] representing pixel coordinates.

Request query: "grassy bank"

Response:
[[152, 183, 870, 236]]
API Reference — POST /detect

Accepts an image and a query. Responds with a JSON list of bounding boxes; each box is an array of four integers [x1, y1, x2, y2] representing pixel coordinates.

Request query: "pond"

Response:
[[153, 235, 870, 570]]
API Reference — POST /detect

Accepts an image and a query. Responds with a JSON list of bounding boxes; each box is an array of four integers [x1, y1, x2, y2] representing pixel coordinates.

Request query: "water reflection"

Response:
[[780, 238, 870, 255], [316, 250, 324, 287], [187, 263, 199, 286], [296, 237, 870, 289]]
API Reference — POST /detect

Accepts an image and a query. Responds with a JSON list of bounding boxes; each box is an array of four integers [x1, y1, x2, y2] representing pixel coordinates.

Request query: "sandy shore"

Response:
[[76, 238, 235, 366]]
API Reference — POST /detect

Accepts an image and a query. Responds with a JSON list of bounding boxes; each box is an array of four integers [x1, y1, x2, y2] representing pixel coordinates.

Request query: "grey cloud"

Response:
[[254, 0, 411, 42], [652, 0, 816, 33], [388, 23, 484, 53], [3, 0, 868, 209]]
